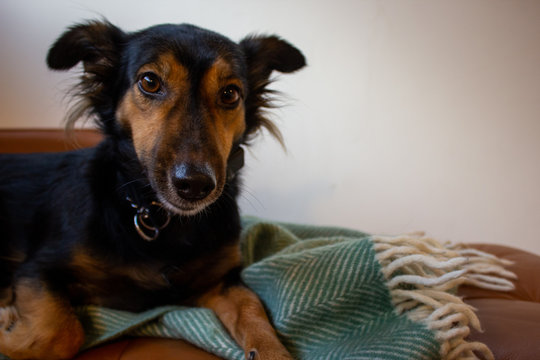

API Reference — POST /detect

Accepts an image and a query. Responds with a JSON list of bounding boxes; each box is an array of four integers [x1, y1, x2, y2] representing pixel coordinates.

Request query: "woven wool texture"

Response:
[[2, 218, 515, 359], [78, 218, 441, 359]]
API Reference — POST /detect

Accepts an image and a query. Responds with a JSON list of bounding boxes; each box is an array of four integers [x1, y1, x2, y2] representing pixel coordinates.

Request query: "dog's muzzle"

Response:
[[125, 146, 244, 241]]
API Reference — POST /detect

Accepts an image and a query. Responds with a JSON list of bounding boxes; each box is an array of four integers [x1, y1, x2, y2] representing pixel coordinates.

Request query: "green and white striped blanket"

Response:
[[3, 218, 517, 360]]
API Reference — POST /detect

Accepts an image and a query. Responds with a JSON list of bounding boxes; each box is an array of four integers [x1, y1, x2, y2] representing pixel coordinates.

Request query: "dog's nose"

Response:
[[172, 164, 216, 201]]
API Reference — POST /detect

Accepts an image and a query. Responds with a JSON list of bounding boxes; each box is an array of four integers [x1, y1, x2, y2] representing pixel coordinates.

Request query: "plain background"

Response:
[[1, 0, 539, 255]]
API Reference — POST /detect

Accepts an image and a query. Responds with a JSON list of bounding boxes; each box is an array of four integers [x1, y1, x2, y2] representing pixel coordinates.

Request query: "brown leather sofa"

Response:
[[1, 129, 539, 360]]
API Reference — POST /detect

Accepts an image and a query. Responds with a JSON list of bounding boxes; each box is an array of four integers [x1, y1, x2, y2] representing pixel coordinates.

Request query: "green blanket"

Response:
[[3, 218, 516, 359]]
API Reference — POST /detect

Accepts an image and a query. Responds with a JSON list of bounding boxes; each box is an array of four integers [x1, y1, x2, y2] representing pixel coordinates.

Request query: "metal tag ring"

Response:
[[134, 215, 159, 241], [131, 201, 171, 241], [138, 202, 171, 231]]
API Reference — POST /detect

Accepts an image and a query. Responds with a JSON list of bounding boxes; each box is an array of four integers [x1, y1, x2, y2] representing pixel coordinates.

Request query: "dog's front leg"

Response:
[[0, 277, 84, 360], [197, 283, 292, 360]]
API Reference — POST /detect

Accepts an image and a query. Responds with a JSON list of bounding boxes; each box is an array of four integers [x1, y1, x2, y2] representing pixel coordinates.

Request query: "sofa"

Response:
[[1, 129, 539, 360]]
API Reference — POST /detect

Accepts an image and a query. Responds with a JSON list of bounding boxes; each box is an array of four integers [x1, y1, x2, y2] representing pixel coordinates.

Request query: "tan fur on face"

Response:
[[116, 53, 190, 163], [116, 53, 247, 214], [200, 58, 246, 163]]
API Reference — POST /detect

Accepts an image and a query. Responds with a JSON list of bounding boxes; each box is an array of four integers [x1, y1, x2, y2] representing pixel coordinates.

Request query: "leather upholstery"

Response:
[[1, 129, 539, 359], [0, 128, 102, 153], [75, 339, 220, 360], [458, 244, 540, 360]]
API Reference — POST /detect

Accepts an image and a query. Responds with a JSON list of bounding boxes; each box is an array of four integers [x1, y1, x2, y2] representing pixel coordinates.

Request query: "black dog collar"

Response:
[[227, 146, 245, 181]]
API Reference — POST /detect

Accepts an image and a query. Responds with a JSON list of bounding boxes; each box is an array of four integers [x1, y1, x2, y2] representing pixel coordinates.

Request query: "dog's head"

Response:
[[47, 20, 305, 215]]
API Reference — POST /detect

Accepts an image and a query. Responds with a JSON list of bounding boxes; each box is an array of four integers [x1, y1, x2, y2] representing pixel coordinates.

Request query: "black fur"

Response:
[[0, 20, 305, 312]]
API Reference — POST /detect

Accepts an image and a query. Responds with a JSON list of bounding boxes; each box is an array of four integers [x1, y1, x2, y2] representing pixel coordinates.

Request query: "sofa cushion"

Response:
[[0, 128, 102, 153]]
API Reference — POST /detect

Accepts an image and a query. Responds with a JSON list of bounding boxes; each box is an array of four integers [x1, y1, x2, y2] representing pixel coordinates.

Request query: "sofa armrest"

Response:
[[460, 244, 540, 360], [0, 128, 102, 153]]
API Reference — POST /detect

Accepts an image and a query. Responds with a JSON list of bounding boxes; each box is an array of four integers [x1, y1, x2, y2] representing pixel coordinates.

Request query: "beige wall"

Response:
[[1, 0, 539, 254]]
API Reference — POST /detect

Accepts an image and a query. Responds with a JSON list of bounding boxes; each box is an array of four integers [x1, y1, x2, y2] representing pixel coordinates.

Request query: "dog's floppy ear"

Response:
[[46, 20, 126, 132], [47, 20, 125, 71], [240, 35, 306, 79], [240, 35, 306, 144]]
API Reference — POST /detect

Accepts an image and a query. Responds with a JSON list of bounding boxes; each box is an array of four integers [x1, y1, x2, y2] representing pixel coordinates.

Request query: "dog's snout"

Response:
[[172, 164, 216, 201]]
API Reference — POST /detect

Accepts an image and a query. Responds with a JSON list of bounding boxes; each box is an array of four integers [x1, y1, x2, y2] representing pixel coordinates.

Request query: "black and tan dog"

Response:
[[0, 20, 305, 359]]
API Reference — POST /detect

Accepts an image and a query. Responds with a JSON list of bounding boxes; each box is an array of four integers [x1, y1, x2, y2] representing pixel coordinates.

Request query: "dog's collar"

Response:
[[125, 146, 244, 242]]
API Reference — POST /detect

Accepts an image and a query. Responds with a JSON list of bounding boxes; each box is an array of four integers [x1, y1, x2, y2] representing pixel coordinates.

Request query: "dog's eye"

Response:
[[219, 85, 241, 107], [138, 73, 162, 94]]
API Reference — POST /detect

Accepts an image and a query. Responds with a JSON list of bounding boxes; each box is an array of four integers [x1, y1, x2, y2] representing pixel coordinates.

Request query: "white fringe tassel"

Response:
[[373, 234, 516, 360]]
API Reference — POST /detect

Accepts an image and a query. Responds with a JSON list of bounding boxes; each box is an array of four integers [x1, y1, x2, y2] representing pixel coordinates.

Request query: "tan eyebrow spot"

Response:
[[116, 52, 190, 161]]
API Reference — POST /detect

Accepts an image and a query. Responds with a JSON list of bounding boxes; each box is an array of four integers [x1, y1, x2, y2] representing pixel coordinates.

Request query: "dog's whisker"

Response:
[[238, 185, 265, 212], [117, 178, 148, 191]]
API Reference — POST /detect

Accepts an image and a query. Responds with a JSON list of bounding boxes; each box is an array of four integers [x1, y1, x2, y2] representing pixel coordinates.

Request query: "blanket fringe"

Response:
[[373, 234, 516, 360]]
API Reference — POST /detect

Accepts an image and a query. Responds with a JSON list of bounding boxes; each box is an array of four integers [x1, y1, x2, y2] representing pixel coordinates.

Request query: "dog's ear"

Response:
[[47, 20, 125, 71], [239, 36, 306, 144], [46, 20, 126, 132], [240, 35, 306, 79]]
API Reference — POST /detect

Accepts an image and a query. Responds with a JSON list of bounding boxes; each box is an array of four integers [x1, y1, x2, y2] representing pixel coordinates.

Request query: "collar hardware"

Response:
[[126, 197, 171, 241]]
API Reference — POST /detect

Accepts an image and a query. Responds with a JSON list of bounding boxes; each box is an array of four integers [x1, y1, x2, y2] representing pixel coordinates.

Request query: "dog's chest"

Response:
[[68, 244, 241, 309], [68, 253, 170, 307]]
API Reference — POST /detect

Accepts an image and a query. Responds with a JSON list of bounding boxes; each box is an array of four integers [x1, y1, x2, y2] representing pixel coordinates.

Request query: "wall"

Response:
[[1, 0, 539, 254]]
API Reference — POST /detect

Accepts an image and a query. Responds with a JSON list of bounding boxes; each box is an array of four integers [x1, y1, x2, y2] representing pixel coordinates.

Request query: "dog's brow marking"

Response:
[[203, 57, 244, 93], [138, 53, 189, 94]]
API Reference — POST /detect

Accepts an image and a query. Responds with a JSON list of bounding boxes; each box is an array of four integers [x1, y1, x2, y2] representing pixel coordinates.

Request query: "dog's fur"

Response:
[[0, 20, 305, 359]]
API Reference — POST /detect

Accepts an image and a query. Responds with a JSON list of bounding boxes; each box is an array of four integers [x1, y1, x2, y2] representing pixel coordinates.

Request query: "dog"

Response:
[[0, 20, 305, 360]]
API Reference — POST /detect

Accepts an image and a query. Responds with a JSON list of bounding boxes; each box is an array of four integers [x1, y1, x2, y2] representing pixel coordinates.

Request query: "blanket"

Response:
[[2, 218, 516, 360]]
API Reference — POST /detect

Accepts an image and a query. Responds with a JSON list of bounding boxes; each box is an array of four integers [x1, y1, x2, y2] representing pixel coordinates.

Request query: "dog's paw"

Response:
[[246, 349, 293, 360], [0, 306, 18, 332]]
